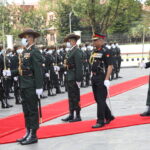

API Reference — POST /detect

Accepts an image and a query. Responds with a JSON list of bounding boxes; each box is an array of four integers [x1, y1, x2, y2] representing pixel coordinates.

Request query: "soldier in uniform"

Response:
[[90, 33, 115, 128], [114, 42, 122, 78], [62, 33, 83, 122], [140, 62, 150, 116], [3, 29, 43, 145]]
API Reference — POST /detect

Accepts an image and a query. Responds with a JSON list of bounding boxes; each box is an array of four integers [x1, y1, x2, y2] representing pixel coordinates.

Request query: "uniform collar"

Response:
[[26, 43, 35, 50], [70, 44, 77, 51]]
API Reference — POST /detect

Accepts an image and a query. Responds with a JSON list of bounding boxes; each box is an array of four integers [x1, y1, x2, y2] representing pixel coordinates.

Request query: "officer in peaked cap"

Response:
[[90, 33, 115, 128]]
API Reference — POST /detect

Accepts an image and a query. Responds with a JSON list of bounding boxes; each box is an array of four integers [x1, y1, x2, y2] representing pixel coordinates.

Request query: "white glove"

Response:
[[104, 80, 110, 89], [3, 70, 11, 77], [6, 70, 11, 76], [76, 82, 81, 88], [13, 77, 18, 81], [3, 70, 7, 76], [139, 62, 146, 69], [36, 89, 43, 99], [64, 71, 67, 75], [54, 66, 60, 71], [45, 73, 50, 78]]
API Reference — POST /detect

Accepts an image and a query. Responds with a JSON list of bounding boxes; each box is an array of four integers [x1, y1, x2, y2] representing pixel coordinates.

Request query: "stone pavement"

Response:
[[0, 68, 150, 150]]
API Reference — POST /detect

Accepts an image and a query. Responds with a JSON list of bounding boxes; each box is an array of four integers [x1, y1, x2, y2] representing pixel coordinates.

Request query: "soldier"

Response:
[[61, 33, 83, 122], [114, 42, 122, 78], [140, 62, 150, 116], [11, 46, 22, 104], [3, 29, 43, 145], [90, 33, 115, 128]]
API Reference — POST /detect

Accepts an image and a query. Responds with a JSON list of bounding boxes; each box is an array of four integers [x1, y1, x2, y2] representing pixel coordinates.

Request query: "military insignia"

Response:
[[24, 53, 30, 59], [94, 53, 103, 58], [106, 54, 110, 57]]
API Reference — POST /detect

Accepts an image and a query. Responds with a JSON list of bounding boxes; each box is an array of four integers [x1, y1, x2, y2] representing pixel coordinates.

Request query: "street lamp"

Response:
[[69, 12, 72, 33]]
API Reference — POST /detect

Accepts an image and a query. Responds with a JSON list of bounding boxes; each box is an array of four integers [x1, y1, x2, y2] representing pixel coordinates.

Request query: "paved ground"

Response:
[[0, 67, 150, 150]]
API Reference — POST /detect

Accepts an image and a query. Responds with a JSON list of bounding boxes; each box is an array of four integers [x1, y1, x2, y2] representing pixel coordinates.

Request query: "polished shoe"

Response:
[[140, 111, 150, 117], [105, 116, 115, 124], [61, 115, 74, 122], [17, 129, 30, 143], [16, 101, 22, 104], [69, 117, 82, 122], [5, 104, 13, 108], [92, 123, 105, 128], [20, 129, 38, 145]]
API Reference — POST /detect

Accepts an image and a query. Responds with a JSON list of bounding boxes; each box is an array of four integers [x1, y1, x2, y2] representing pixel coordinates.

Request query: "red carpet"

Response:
[[0, 75, 149, 142], [1, 114, 150, 144]]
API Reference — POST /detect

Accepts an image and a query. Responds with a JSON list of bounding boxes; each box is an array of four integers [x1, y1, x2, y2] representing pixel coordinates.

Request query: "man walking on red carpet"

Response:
[[90, 33, 115, 128], [139, 61, 150, 116]]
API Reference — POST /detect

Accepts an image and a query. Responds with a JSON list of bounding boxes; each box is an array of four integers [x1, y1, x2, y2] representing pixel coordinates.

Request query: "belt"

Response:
[[22, 70, 33, 76], [92, 72, 104, 75]]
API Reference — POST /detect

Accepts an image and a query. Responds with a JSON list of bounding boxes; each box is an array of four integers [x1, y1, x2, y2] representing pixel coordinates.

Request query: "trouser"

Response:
[[146, 82, 150, 106], [92, 77, 112, 123], [14, 80, 20, 102], [21, 88, 39, 130], [67, 80, 81, 113]]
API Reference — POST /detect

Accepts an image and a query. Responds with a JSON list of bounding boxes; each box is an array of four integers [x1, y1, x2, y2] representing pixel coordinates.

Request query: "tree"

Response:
[[55, 0, 81, 41], [145, 0, 150, 5]]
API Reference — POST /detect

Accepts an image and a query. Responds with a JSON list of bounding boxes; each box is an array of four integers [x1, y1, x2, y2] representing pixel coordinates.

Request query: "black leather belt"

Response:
[[22, 70, 33, 76], [92, 72, 104, 75]]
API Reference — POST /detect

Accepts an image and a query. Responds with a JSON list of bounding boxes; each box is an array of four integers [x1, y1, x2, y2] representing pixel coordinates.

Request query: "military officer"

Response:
[[90, 33, 115, 128], [140, 62, 150, 116], [3, 29, 43, 145], [61, 33, 83, 122]]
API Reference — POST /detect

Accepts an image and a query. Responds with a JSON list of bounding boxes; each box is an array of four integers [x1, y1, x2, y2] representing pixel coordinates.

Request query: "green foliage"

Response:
[[0, 1, 53, 44], [108, 0, 142, 34], [145, 0, 150, 5], [55, 0, 81, 40]]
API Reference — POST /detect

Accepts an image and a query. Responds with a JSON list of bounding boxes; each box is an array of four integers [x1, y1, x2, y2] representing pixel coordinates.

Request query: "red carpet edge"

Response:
[[0, 75, 149, 140]]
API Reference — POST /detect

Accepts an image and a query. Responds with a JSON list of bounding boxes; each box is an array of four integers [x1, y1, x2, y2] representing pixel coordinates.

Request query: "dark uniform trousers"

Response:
[[21, 88, 39, 130], [145, 62, 150, 106], [92, 75, 112, 123], [67, 80, 81, 113]]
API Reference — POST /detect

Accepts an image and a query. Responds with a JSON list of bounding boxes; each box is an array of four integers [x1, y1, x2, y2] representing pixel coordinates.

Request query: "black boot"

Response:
[[5, 98, 13, 108], [92, 122, 105, 128], [105, 116, 115, 124], [140, 106, 150, 117], [69, 110, 82, 122], [15, 96, 22, 104], [1, 99, 6, 108], [16, 129, 30, 142], [62, 112, 74, 122], [20, 129, 38, 145]]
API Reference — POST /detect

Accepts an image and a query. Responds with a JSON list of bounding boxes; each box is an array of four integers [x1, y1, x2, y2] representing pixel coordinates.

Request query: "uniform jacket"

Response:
[[66, 46, 83, 82], [12, 45, 43, 89]]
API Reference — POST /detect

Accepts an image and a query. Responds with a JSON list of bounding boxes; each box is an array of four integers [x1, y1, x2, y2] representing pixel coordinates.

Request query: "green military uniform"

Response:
[[62, 33, 83, 122], [66, 46, 83, 114], [145, 62, 150, 106], [12, 45, 43, 130], [140, 61, 150, 117], [12, 28, 43, 145]]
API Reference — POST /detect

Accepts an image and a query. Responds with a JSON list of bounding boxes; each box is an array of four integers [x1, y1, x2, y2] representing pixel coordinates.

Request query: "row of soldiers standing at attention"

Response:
[[0, 40, 122, 109]]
